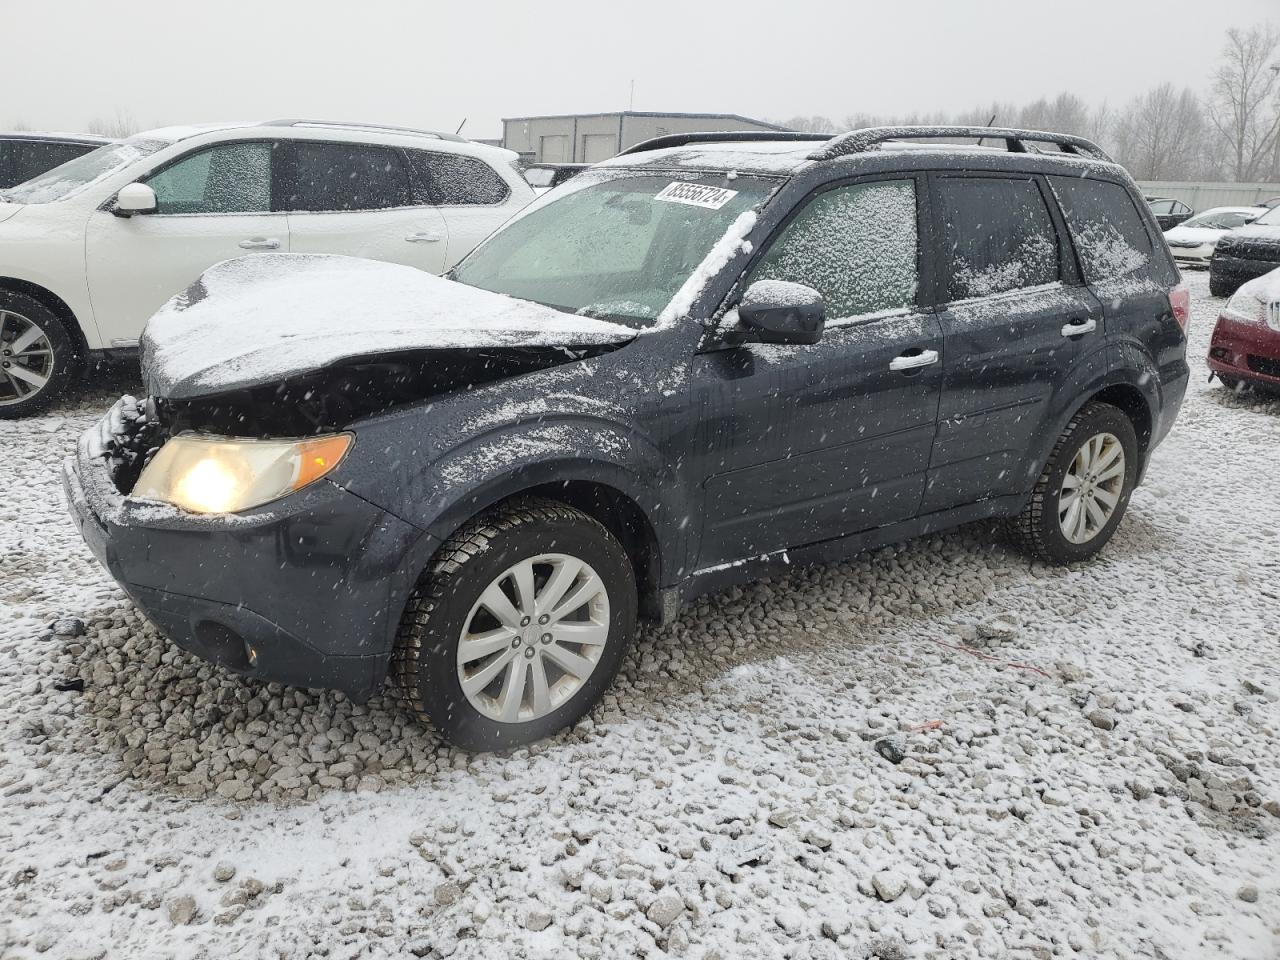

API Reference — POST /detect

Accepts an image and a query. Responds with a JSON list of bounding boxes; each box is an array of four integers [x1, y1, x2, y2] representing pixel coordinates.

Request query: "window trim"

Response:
[[928, 170, 1073, 304], [403, 147, 512, 207], [278, 139, 422, 215], [137, 139, 282, 218], [711, 172, 934, 337], [1046, 173, 1172, 285]]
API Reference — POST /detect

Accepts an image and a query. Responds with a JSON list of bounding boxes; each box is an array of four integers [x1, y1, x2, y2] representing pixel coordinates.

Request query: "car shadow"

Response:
[[56, 359, 143, 416], [1203, 380, 1280, 417], [53, 513, 1121, 806]]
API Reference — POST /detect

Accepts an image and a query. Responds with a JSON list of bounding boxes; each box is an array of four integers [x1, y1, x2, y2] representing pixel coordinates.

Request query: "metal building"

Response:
[[501, 111, 789, 164]]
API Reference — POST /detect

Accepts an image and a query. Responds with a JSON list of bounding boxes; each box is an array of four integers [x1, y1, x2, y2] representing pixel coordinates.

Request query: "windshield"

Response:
[[2, 137, 168, 204], [1182, 210, 1257, 229], [453, 172, 773, 325], [1256, 205, 1280, 226]]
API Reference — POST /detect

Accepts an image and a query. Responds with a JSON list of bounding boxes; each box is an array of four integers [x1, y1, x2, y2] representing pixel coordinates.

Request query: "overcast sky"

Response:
[[6, 0, 1277, 139]]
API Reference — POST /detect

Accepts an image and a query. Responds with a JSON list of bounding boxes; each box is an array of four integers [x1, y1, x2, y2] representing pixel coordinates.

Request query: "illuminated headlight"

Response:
[[132, 433, 354, 515]]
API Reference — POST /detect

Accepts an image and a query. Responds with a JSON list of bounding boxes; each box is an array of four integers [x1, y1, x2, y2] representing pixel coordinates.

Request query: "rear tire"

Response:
[[1008, 403, 1139, 565], [0, 290, 78, 419], [393, 498, 637, 751]]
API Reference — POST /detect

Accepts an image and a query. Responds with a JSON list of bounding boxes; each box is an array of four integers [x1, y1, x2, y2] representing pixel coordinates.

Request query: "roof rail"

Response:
[[809, 126, 1113, 162], [617, 130, 832, 157], [262, 119, 467, 142]]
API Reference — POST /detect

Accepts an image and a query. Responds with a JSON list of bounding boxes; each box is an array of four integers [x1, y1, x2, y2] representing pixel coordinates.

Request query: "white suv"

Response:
[[0, 119, 534, 416]]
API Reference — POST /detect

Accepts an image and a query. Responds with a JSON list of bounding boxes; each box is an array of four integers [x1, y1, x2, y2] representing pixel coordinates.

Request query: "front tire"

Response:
[[1008, 403, 1139, 564], [393, 498, 637, 751], [0, 290, 78, 419]]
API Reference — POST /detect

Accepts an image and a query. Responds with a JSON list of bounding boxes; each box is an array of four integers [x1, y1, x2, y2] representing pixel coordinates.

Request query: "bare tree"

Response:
[[1113, 83, 1205, 180], [782, 115, 838, 134], [86, 108, 141, 139], [1207, 23, 1280, 181]]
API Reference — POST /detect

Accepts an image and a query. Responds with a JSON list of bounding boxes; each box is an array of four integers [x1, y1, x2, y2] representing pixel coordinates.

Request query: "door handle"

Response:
[[238, 237, 281, 250], [405, 232, 443, 243], [889, 349, 939, 372], [1062, 317, 1097, 337]]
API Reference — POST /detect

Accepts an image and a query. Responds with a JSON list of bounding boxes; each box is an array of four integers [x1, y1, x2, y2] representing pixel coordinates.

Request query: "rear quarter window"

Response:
[[406, 151, 510, 205], [1049, 177, 1167, 283]]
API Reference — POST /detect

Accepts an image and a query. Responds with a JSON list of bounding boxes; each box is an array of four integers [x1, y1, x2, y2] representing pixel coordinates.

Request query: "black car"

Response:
[[1145, 196, 1193, 231], [1209, 203, 1280, 297], [66, 126, 1190, 750], [0, 132, 109, 188], [521, 162, 590, 190]]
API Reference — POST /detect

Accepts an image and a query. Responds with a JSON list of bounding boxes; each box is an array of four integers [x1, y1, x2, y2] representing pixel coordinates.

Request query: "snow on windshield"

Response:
[[141, 254, 636, 399], [455, 172, 772, 327]]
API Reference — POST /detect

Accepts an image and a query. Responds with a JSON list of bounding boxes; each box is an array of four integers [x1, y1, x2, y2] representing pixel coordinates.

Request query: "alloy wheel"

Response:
[[1059, 432, 1126, 544], [456, 553, 610, 724], [0, 310, 55, 406]]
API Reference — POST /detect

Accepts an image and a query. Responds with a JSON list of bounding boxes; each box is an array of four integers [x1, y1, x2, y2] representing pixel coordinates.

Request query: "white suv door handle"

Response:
[[405, 232, 443, 243], [1062, 317, 1097, 337], [239, 237, 281, 250], [889, 349, 939, 371]]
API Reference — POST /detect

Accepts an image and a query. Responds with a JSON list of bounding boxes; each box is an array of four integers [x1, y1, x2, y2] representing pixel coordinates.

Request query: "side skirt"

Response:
[[661, 493, 1028, 618]]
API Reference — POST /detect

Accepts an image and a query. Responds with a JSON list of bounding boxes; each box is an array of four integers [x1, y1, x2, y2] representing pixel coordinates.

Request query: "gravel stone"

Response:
[[646, 892, 685, 928], [872, 870, 907, 902], [167, 895, 197, 926], [1088, 709, 1118, 731]]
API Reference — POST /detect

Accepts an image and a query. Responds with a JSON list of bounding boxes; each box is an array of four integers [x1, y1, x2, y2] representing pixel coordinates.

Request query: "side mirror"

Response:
[[114, 182, 157, 217], [737, 280, 825, 345]]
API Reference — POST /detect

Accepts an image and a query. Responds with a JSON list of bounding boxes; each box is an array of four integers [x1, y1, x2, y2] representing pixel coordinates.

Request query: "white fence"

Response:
[[1136, 180, 1280, 210]]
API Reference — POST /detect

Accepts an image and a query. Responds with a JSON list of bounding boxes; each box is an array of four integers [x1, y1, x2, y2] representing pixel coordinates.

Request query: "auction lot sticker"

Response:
[[655, 182, 739, 209]]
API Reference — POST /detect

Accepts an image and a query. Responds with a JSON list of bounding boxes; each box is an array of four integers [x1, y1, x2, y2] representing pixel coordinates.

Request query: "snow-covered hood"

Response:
[[140, 254, 638, 400], [1163, 225, 1223, 246], [1224, 223, 1280, 243], [0, 201, 24, 225]]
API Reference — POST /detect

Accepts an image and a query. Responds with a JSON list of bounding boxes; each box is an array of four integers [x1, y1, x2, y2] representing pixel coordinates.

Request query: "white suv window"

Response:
[[145, 142, 273, 215], [405, 150, 510, 205]]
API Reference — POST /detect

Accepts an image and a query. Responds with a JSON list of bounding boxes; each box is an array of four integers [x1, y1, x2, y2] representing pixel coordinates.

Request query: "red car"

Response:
[[1209, 267, 1280, 391]]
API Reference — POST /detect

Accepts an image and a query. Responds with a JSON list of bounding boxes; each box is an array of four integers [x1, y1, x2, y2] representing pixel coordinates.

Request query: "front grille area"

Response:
[[1247, 355, 1280, 379]]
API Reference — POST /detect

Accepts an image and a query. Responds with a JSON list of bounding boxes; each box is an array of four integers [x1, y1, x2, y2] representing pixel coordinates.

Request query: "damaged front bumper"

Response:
[[62, 410, 430, 701]]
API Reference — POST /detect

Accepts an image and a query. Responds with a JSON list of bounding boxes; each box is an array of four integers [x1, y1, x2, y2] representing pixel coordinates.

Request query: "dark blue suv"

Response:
[[65, 126, 1190, 750]]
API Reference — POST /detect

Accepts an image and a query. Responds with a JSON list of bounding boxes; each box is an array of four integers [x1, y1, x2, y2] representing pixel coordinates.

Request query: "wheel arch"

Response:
[[415, 467, 673, 625], [0, 276, 89, 359], [1022, 367, 1158, 504]]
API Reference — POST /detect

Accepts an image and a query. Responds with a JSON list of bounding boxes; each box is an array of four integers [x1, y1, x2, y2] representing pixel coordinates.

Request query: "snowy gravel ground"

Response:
[[1, 272, 1278, 960]]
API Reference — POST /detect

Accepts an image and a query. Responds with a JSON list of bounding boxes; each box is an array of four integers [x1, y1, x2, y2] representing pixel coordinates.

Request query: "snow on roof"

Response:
[[599, 140, 816, 174], [140, 254, 636, 399], [134, 121, 261, 143]]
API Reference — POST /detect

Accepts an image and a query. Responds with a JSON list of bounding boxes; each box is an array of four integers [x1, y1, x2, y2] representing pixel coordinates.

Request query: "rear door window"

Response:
[[748, 179, 919, 320], [287, 142, 412, 212], [1049, 177, 1154, 282], [144, 141, 274, 215], [935, 176, 1060, 300], [405, 150, 510, 205]]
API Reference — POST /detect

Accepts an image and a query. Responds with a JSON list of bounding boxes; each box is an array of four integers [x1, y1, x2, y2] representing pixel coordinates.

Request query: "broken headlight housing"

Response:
[[131, 433, 353, 515]]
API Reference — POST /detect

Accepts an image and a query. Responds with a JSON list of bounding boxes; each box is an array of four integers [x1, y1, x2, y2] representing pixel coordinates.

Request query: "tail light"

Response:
[[1168, 282, 1191, 333]]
